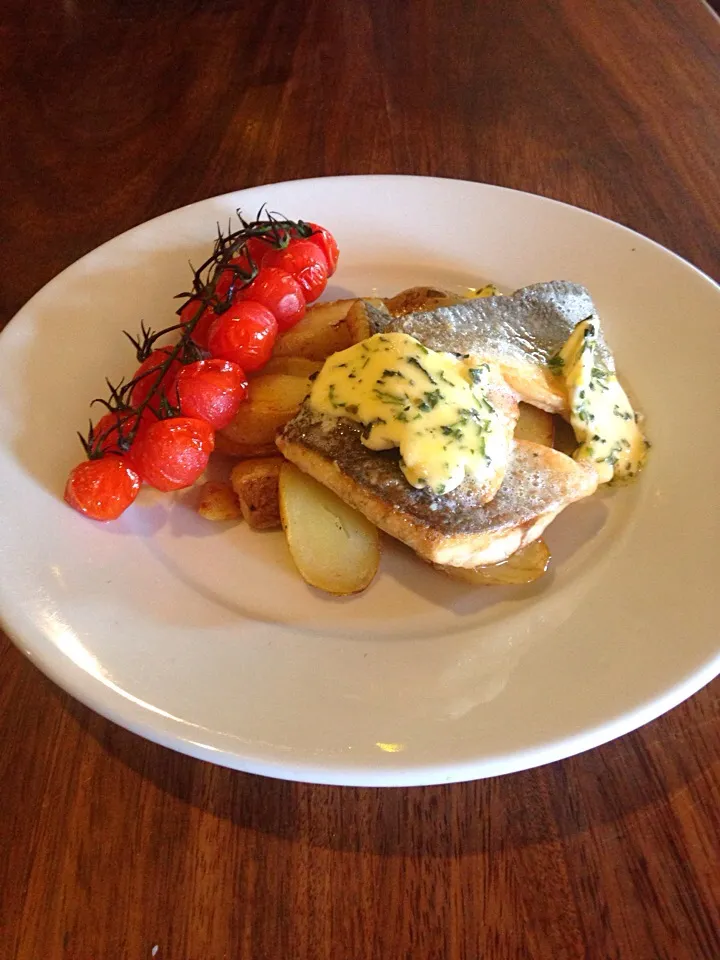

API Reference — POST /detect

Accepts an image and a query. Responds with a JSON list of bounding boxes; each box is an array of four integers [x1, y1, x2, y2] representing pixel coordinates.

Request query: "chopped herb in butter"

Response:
[[310, 332, 507, 494], [556, 319, 648, 483]]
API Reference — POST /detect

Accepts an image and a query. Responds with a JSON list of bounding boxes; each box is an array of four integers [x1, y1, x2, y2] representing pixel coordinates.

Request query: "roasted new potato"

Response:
[[274, 299, 379, 360], [255, 356, 323, 378], [196, 481, 243, 521], [279, 463, 380, 595], [218, 372, 312, 457], [230, 457, 283, 530], [384, 286, 464, 316], [514, 403, 555, 448], [438, 539, 550, 586]]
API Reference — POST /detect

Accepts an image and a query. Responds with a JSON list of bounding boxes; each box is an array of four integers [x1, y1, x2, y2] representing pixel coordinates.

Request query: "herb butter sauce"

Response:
[[555, 319, 648, 483], [310, 332, 507, 494]]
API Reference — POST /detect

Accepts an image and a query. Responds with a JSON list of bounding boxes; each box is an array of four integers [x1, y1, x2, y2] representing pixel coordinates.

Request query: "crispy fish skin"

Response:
[[354, 282, 614, 414], [277, 406, 598, 568]]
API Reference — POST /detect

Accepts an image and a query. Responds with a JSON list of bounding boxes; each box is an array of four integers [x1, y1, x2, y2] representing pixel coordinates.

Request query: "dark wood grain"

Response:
[[1, 1, 719, 958]]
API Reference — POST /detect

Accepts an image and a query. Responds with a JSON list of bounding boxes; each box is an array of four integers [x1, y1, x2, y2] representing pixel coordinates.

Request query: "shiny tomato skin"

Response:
[[64, 457, 141, 521], [238, 267, 306, 332], [305, 223, 339, 275], [91, 410, 143, 462], [173, 359, 248, 430], [244, 236, 273, 267], [131, 417, 215, 492], [206, 301, 278, 372], [224, 238, 271, 281], [179, 299, 219, 351], [262, 239, 328, 303], [129, 348, 182, 412]]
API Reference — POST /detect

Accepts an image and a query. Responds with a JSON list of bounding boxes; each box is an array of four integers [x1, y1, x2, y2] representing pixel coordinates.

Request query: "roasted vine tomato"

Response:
[[238, 267, 306, 332], [129, 347, 183, 412], [262, 239, 328, 303], [221, 237, 272, 280], [91, 410, 144, 461], [64, 456, 141, 521], [131, 417, 215, 492], [244, 236, 274, 267], [178, 299, 217, 351], [173, 359, 248, 430], [206, 301, 278, 372], [213, 266, 245, 303], [305, 223, 339, 276]]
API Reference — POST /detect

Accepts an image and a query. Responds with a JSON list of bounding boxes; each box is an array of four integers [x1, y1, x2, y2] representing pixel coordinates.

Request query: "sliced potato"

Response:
[[196, 482, 243, 522], [219, 373, 311, 454], [256, 356, 323, 378], [230, 457, 283, 530], [514, 403, 555, 447], [279, 463, 380, 595], [437, 539, 550, 586]]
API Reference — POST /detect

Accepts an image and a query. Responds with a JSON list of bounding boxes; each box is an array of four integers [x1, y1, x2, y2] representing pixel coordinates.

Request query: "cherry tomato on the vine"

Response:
[[238, 267, 306, 332], [129, 347, 182, 413], [179, 299, 220, 352], [304, 223, 339, 276], [262, 239, 328, 303], [244, 236, 274, 267], [221, 242, 269, 286], [131, 417, 215, 492], [65, 457, 141, 521], [91, 410, 142, 460], [207, 301, 278, 372], [173, 359, 248, 430]]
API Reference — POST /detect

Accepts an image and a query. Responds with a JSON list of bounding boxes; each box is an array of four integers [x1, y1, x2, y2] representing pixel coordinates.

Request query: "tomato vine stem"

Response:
[[79, 210, 312, 458]]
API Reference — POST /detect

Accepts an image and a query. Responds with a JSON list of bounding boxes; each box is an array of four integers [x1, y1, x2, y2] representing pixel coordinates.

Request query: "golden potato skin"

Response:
[[230, 457, 284, 530], [278, 462, 380, 595], [196, 482, 242, 522]]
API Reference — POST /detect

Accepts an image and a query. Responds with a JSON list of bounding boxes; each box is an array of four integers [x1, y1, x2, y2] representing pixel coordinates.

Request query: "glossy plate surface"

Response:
[[0, 176, 718, 786]]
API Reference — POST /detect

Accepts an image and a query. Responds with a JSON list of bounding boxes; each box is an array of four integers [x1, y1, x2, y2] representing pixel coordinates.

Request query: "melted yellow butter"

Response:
[[310, 332, 505, 494], [470, 283, 499, 298], [557, 320, 648, 484]]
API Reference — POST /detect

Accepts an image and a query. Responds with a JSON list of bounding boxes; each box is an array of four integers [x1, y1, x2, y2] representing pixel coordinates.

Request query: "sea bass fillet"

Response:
[[350, 281, 614, 414], [277, 406, 598, 568]]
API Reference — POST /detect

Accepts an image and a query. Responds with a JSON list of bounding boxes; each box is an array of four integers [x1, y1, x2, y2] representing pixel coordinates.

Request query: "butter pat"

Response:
[[556, 319, 648, 483], [310, 333, 508, 495]]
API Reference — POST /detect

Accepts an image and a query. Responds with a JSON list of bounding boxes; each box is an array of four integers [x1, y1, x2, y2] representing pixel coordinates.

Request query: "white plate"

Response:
[[1, 176, 718, 786]]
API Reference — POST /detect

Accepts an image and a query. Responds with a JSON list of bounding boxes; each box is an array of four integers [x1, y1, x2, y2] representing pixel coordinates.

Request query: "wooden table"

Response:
[[1, 1, 719, 957]]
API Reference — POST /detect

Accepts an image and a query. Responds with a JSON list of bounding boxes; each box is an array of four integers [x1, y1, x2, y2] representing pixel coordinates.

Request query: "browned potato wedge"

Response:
[[274, 299, 379, 360], [344, 299, 376, 343], [219, 373, 312, 455], [345, 291, 464, 340], [437, 539, 550, 586], [197, 482, 243, 522], [256, 356, 323, 378], [214, 434, 277, 459], [230, 457, 283, 529], [552, 415, 577, 456], [385, 286, 465, 316], [514, 403, 555, 447], [279, 463, 380, 595]]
